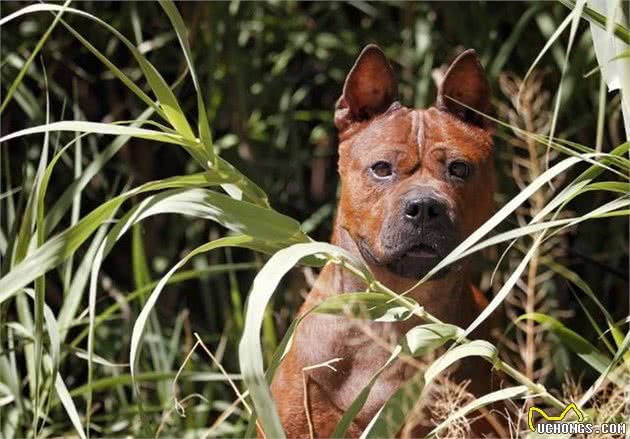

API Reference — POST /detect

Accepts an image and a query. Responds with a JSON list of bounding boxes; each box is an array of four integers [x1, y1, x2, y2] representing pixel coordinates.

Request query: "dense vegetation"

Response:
[[1, 1, 628, 437]]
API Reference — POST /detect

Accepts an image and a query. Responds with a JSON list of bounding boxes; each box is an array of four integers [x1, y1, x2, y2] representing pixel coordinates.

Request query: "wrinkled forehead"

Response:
[[343, 106, 493, 159], [348, 107, 415, 149]]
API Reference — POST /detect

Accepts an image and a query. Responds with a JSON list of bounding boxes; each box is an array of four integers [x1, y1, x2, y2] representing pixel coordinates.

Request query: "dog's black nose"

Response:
[[403, 197, 447, 225]]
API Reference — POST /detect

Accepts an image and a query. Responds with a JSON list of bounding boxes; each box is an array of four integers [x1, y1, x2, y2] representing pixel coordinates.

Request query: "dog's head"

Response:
[[335, 45, 495, 280]]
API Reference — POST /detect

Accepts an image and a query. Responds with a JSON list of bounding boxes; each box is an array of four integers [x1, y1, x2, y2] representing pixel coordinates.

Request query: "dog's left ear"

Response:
[[437, 49, 491, 128], [335, 44, 398, 132]]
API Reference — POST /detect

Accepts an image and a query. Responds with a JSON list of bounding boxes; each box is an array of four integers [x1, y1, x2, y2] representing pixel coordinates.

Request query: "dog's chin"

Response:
[[359, 240, 452, 280]]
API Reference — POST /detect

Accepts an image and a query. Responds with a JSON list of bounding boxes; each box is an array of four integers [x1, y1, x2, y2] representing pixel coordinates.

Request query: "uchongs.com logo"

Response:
[[528, 402, 627, 435]]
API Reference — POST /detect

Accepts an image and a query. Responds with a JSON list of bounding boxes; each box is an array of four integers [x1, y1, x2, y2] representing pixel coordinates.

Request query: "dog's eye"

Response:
[[370, 161, 393, 178], [448, 161, 470, 180]]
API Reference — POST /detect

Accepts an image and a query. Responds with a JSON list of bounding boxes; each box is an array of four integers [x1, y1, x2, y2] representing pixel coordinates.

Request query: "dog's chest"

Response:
[[295, 313, 421, 424]]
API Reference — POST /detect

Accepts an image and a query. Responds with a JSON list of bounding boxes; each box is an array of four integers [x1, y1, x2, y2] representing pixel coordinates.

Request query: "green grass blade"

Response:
[[1, 3, 197, 140], [158, 0, 215, 160], [87, 185, 303, 430], [32, 66, 53, 435], [57, 223, 110, 341], [517, 313, 614, 379], [424, 340, 498, 384], [0, 120, 185, 145], [57, 19, 165, 121], [129, 236, 261, 397], [312, 292, 419, 322], [67, 263, 256, 351], [26, 288, 60, 435], [454, 198, 629, 264], [0, 176, 215, 303], [402, 323, 462, 357], [0, 1, 70, 113], [83, 186, 304, 430], [54, 374, 87, 439], [130, 223, 170, 403], [521, 7, 576, 97], [489, 4, 542, 78], [540, 258, 625, 349], [44, 108, 155, 234], [131, 224, 152, 289], [460, 234, 544, 340], [559, 0, 630, 42], [578, 330, 630, 406], [544, 0, 586, 167]]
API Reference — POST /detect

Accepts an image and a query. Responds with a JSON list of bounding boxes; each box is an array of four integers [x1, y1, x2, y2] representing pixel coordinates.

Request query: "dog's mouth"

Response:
[[357, 238, 449, 280], [386, 242, 446, 279], [403, 243, 438, 259]]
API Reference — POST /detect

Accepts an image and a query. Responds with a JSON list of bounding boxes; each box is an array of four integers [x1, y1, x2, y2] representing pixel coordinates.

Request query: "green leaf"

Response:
[[0, 1, 70, 113], [558, 0, 630, 43], [57, 224, 110, 342], [579, 330, 630, 406], [57, 21, 164, 120], [158, 0, 215, 160], [21, 290, 86, 439], [0, 120, 185, 146], [402, 323, 461, 357], [424, 340, 498, 384], [85, 187, 304, 428], [541, 259, 625, 349], [312, 292, 419, 322], [0, 177, 216, 304], [54, 374, 87, 439], [44, 108, 156, 234], [129, 235, 266, 393], [517, 313, 613, 379], [0, 3, 196, 139], [460, 234, 544, 340]]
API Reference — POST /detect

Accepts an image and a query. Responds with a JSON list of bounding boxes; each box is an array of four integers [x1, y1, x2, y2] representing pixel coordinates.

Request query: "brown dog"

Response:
[[270, 45, 501, 438]]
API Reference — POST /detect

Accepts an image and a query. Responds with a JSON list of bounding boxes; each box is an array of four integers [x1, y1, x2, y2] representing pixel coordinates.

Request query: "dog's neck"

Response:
[[329, 213, 474, 327]]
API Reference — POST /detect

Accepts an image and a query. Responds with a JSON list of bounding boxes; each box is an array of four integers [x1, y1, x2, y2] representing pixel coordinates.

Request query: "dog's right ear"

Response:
[[436, 49, 491, 128], [335, 44, 398, 132]]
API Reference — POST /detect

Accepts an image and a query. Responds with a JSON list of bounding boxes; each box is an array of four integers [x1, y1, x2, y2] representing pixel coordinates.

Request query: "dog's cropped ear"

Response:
[[436, 49, 491, 128], [335, 44, 398, 132]]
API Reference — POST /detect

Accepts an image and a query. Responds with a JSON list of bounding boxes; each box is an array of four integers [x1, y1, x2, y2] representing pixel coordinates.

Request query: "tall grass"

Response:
[[1, 1, 628, 438]]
